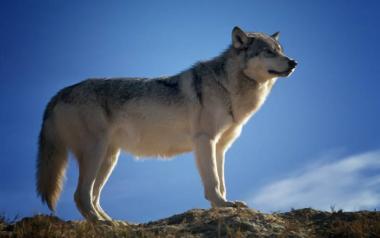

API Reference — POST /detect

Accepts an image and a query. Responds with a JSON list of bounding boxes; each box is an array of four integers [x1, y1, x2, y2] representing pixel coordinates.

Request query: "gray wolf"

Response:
[[36, 26, 297, 221]]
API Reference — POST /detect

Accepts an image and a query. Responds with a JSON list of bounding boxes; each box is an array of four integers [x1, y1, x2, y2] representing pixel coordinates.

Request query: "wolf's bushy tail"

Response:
[[36, 99, 68, 211]]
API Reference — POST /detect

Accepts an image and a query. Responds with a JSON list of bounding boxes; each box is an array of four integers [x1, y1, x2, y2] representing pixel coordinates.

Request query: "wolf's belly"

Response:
[[115, 122, 193, 158]]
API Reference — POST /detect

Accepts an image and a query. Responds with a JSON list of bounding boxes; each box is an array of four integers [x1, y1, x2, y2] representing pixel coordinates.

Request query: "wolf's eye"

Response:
[[264, 49, 276, 57]]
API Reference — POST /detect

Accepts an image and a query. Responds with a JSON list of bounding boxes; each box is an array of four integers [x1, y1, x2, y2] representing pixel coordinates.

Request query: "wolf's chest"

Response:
[[232, 85, 274, 124]]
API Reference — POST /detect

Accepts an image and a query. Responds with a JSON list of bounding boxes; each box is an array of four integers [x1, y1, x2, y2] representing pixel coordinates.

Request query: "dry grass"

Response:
[[0, 215, 148, 238], [279, 208, 380, 238], [322, 211, 380, 238]]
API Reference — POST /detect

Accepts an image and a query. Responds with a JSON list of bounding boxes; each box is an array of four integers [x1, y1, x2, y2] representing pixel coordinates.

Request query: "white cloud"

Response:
[[249, 150, 380, 212]]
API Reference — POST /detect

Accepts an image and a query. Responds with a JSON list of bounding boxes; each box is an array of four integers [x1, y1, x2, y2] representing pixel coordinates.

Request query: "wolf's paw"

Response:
[[224, 200, 248, 208], [233, 200, 248, 208]]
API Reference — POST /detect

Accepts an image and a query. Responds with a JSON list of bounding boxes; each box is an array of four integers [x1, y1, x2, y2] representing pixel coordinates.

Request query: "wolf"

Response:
[[36, 26, 297, 221]]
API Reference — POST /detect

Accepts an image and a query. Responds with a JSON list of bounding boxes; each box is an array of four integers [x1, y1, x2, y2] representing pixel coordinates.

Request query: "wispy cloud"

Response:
[[249, 150, 380, 212]]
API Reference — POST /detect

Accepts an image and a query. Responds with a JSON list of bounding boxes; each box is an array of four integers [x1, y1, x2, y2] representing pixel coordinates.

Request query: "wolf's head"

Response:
[[231, 26, 297, 83]]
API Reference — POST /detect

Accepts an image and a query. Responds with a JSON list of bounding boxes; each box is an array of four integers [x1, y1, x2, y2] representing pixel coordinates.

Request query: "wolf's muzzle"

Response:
[[288, 59, 298, 69]]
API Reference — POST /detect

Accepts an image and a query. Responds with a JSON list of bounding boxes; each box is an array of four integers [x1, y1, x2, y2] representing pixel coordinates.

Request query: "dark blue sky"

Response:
[[1, 0, 379, 223]]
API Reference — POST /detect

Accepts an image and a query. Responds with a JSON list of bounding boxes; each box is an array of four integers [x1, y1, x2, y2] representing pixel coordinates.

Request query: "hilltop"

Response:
[[1, 207, 380, 237]]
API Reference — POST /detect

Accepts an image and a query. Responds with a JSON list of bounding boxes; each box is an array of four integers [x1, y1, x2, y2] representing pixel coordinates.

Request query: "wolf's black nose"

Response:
[[288, 60, 298, 68]]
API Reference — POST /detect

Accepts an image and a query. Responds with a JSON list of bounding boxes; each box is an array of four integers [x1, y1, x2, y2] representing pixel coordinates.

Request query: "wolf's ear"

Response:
[[232, 26, 249, 49], [271, 32, 280, 41]]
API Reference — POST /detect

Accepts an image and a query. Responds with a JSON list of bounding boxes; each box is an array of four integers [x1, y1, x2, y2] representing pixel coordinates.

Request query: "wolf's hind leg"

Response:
[[92, 146, 120, 221], [74, 141, 108, 221]]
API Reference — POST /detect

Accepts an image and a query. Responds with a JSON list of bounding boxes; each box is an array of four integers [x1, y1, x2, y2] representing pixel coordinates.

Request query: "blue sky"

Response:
[[0, 0, 379, 223]]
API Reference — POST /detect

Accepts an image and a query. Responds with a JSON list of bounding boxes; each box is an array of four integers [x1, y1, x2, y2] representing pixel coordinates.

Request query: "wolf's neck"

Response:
[[230, 73, 277, 124], [235, 82, 275, 124], [221, 49, 277, 123], [193, 47, 277, 124]]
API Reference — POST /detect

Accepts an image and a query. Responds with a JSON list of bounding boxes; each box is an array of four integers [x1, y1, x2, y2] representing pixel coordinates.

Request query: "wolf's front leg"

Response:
[[215, 149, 226, 200], [194, 133, 227, 207]]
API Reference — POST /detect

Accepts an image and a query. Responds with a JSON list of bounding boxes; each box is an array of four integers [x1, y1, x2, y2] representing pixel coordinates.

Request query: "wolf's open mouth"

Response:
[[268, 68, 294, 77]]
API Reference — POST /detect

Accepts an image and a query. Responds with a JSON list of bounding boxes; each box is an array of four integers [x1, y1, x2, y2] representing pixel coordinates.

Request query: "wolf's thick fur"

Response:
[[36, 26, 297, 221]]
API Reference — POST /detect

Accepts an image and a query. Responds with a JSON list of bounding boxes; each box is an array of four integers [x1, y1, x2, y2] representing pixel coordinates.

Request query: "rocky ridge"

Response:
[[1, 207, 379, 237]]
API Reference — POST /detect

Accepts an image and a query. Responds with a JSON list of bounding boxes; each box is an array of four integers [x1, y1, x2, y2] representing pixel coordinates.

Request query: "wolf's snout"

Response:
[[288, 59, 298, 68]]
